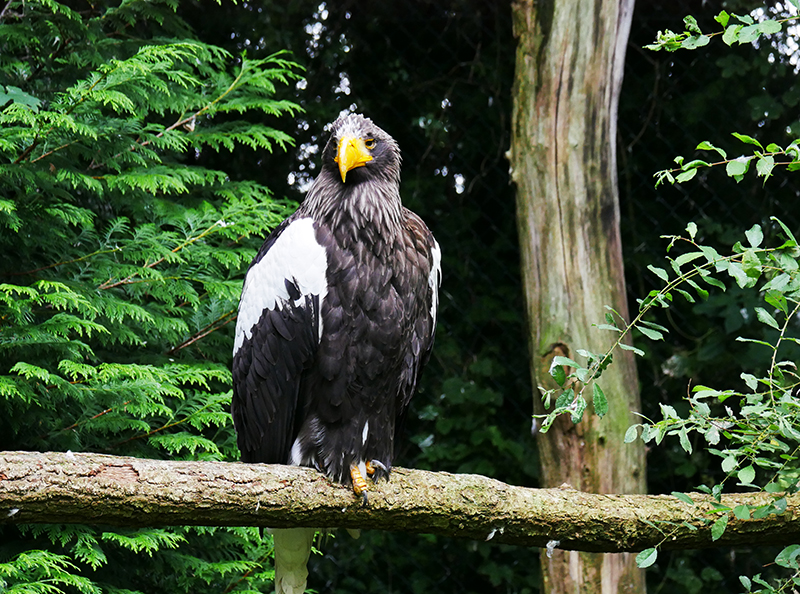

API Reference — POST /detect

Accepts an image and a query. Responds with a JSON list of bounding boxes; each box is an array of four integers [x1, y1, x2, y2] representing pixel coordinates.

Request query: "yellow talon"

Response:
[[350, 464, 368, 496], [366, 459, 387, 476]]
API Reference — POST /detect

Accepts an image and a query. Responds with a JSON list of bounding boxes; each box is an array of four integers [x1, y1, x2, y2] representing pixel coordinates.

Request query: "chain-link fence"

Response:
[[187, 1, 795, 591]]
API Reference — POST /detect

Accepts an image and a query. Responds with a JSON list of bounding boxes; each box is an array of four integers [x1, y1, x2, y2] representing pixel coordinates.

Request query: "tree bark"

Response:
[[1, 451, 798, 552], [509, 0, 644, 592]]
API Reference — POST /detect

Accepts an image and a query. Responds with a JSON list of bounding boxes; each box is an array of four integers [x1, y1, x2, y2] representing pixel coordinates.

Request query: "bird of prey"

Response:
[[231, 113, 441, 594]]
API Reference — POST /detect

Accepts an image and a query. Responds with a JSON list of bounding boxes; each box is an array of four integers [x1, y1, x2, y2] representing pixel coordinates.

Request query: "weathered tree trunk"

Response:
[[2, 451, 797, 551], [509, 0, 645, 592]]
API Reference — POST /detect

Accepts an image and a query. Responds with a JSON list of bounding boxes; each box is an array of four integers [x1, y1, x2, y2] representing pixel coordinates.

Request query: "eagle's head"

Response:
[[322, 113, 401, 186]]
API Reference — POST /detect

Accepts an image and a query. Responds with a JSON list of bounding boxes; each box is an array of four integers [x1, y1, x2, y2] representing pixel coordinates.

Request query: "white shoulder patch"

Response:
[[233, 217, 328, 354], [429, 239, 442, 322]]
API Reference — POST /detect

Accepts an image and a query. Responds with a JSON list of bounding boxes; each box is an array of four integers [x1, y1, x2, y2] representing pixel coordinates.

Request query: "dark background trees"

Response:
[[1, 0, 798, 592]]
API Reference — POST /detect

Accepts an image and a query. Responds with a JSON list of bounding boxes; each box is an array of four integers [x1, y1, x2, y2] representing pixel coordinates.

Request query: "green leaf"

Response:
[[765, 290, 789, 316], [721, 456, 738, 473], [647, 265, 669, 282], [714, 11, 730, 28], [550, 363, 567, 387], [737, 465, 756, 486], [681, 35, 709, 50], [686, 222, 697, 240], [678, 427, 692, 454], [636, 325, 664, 341], [739, 575, 752, 592], [711, 514, 728, 541], [775, 544, 800, 569], [756, 155, 775, 182], [726, 262, 754, 288], [660, 404, 678, 419], [732, 132, 763, 149], [700, 274, 726, 291], [740, 373, 758, 391], [675, 168, 697, 183], [754, 307, 779, 329], [683, 15, 702, 34], [674, 251, 704, 268], [639, 320, 669, 332], [737, 23, 762, 44], [723, 24, 742, 45], [696, 140, 727, 159], [592, 383, 608, 417], [757, 19, 782, 35], [551, 356, 580, 369], [570, 394, 587, 424], [636, 548, 658, 568], [671, 491, 694, 505], [624, 425, 639, 443], [726, 157, 751, 181], [619, 343, 645, 357], [771, 216, 798, 246], [0, 85, 43, 111], [745, 224, 763, 247], [733, 505, 751, 520], [555, 388, 574, 409]]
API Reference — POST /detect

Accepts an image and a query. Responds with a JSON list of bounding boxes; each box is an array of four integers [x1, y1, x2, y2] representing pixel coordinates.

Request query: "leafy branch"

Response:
[[655, 135, 800, 187], [539, 217, 800, 586], [645, 9, 791, 53], [536, 219, 793, 433]]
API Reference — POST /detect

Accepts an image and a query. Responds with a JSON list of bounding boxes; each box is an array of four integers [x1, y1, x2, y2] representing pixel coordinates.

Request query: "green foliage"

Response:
[[645, 8, 791, 53], [622, 221, 800, 586], [543, 215, 800, 588], [0, 0, 300, 592], [655, 136, 800, 187], [622, 6, 800, 588]]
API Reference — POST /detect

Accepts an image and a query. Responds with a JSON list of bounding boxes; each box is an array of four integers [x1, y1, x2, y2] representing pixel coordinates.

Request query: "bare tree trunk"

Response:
[[509, 0, 646, 592], [1, 451, 795, 551]]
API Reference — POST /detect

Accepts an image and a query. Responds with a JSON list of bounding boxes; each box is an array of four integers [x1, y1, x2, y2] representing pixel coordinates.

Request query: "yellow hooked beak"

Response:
[[335, 135, 373, 182]]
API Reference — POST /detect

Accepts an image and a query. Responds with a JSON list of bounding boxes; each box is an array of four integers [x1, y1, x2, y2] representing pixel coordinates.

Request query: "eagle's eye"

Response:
[[364, 138, 376, 150]]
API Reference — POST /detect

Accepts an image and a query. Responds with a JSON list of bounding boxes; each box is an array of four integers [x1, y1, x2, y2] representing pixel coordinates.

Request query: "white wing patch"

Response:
[[361, 420, 369, 445], [429, 240, 442, 322], [233, 217, 328, 354]]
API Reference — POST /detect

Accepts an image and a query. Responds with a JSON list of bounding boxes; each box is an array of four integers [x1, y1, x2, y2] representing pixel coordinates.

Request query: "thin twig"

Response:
[[57, 401, 133, 435], [166, 311, 237, 356], [0, 0, 14, 22], [98, 222, 222, 290], [10, 247, 122, 277]]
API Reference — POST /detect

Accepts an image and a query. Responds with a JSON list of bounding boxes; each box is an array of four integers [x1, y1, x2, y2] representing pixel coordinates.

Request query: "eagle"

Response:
[[231, 113, 441, 594]]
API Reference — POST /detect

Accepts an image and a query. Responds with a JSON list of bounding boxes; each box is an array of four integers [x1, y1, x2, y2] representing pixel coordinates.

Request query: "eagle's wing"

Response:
[[400, 211, 442, 411], [231, 216, 328, 463]]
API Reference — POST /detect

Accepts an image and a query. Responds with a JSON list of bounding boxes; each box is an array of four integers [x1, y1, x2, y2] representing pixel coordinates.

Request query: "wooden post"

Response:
[[509, 0, 647, 591]]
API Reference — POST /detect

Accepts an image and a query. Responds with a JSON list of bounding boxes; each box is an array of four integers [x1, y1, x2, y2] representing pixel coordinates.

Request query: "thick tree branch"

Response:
[[1, 451, 797, 552]]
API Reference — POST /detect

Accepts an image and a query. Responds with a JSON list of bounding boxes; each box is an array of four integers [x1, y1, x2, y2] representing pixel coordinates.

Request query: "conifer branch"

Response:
[[90, 59, 250, 171]]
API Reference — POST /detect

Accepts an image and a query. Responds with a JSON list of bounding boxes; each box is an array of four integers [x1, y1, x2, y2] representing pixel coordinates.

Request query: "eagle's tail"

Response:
[[272, 527, 315, 594]]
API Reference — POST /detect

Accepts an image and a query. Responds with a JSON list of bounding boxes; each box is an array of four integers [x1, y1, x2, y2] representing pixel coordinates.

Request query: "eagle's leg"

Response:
[[350, 464, 368, 496], [272, 527, 315, 594]]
